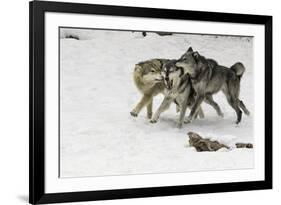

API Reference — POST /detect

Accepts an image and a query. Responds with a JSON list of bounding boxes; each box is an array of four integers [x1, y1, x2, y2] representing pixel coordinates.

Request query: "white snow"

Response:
[[60, 28, 254, 178]]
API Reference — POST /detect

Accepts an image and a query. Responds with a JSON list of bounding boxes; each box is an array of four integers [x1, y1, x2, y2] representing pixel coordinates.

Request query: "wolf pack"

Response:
[[130, 47, 250, 128]]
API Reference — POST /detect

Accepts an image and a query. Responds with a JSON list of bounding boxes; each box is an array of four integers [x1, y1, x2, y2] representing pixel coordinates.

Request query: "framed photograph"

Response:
[[29, 1, 272, 204]]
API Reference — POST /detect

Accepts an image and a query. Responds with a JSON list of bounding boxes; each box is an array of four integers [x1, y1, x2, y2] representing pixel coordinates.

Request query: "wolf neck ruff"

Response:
[[189, 60, 214, 84]]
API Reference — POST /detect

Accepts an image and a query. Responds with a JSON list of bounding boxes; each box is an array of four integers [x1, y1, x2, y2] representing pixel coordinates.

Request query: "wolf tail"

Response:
[[230, 62, 245, 78]]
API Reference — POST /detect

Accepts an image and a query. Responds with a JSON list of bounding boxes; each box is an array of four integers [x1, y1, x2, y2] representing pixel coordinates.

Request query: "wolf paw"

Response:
[[150, 119, 158, 123], [176, 122, 183, 128], [130, 111, 138, 117], [219, 112, 224, 118], [184, 118, 192, 124], [235, 120, 241, 125]]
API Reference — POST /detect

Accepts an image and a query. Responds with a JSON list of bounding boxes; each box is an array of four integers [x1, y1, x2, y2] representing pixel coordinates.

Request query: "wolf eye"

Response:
[[151, 70, 155, 73]]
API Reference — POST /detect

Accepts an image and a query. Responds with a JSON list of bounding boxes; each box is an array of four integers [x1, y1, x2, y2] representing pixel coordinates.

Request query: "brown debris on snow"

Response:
[[187, 132, 253, 152]]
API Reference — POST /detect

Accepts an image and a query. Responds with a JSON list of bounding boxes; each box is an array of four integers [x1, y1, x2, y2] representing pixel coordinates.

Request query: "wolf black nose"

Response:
[[165, 77, 169, 81]]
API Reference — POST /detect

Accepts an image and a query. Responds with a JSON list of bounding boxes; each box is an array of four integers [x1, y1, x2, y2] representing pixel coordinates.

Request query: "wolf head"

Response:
[[176, 47, 207, 78], [134, 59, 164, 86], [162, 59, 184, 89]]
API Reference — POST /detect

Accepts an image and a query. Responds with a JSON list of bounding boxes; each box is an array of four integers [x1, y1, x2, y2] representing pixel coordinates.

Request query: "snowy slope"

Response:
[[60, 28, 254, 178]]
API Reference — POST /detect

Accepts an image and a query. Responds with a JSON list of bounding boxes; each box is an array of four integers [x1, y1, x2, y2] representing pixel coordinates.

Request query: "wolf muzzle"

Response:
[[164, 78, 173, 90]]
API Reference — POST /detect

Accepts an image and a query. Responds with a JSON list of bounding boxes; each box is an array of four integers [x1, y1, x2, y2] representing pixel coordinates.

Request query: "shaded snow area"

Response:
[[60, 28, 254, 178]]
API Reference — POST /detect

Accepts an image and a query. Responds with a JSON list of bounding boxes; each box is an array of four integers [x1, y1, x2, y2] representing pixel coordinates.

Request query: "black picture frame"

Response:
[[29, 0, 272, 204]]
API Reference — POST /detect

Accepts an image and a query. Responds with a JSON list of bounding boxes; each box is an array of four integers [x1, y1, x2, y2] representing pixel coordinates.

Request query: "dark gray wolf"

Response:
[[150, 59, 204, 128], [175, 47, 250, 124]]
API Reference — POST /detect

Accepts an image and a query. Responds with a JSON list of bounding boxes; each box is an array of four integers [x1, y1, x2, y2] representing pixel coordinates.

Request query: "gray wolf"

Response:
[[130, 59, 169, 119], [176, 47, 250, 124], [150, 59, 204, 128]]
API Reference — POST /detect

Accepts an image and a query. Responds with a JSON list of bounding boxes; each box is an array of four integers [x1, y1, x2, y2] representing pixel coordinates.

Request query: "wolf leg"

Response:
[[130, 95, 152, 117], [225, 94, 242, 124], [150, 96, 173, 123], [146, 99, 153, 119], [239, 100, 250, 116], [187, 105, 204, 120], [176, 105, 180, 113], [224, 82, 243, 124], [185, 95, 205, 123], [204, 95, 224, 117], [177, 98, 189, 128], [174, 99, 180, 113], [197, 106, 205, 118], [194, 111, 199, 119], [232, 99, 242, 124]]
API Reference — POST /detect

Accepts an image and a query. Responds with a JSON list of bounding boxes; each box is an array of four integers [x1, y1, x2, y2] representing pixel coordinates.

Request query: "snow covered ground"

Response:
[[60, 28, 254, 178]]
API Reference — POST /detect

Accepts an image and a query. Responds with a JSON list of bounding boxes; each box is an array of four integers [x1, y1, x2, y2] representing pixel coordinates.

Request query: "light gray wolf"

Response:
[[150, 59, 204, 128], [130, 59, 169, 119], [175, 47, 250, 124]]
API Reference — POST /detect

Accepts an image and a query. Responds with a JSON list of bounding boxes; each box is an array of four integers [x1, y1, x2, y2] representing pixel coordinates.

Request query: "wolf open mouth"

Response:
[[165, 79, 173, 89]]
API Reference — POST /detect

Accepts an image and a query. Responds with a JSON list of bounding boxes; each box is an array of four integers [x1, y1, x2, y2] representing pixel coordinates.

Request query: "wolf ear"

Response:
[[134, 64, 142, 72], [187, 47, 193, 52], [192, 52, 199, 61]]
